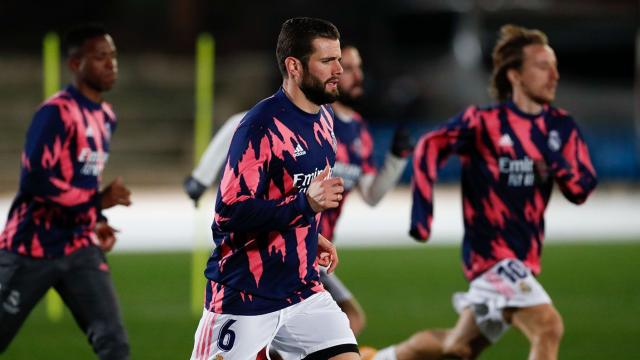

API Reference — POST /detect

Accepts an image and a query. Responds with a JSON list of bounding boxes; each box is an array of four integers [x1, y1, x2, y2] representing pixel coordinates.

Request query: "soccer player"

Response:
[[189, 18, 360, 359], [184, 44, 413, 336], [0, 25, 131, 359], [368, 24, 597, 360]]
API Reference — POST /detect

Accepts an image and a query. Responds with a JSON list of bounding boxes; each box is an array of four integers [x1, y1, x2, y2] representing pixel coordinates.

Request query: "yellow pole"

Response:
[[191, 33, 215, 315], [43, 31, 64, 322]]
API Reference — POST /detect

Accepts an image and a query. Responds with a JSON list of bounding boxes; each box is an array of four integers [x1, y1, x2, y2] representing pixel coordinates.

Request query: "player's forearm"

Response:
[[553, 166, 597, 204], [215, 194, 316, 233], [358, 153, 407, 206], [23, 172, 100, 210], [542, 142, 597, 204]]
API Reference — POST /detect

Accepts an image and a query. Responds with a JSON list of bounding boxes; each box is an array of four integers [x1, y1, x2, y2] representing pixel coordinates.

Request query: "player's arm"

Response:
[[410, 107, 477, 241], [536, 117, 597, 204], [184, 112, 246, 204], [20, 104, 101, 212], [214, 123, 340, 234], [358, 126, 411, 206]]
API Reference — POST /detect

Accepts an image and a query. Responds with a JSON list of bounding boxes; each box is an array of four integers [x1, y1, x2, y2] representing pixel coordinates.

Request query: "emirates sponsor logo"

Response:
[[499, 156, 535, 187]]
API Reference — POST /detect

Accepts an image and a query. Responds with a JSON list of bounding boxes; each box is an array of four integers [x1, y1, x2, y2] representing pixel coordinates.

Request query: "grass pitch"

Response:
[[3, 241, 639, 359]]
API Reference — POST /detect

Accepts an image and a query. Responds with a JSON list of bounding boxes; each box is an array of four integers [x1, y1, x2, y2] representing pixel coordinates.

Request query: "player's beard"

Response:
[[523, 83, 555, 106], [300, 71, 339, 106]]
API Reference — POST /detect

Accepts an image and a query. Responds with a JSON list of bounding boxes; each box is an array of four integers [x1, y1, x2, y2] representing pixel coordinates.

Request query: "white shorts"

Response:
[[190, 291, 358, 360], [452, 258, 551, 343], [320, 268, 353, 303]]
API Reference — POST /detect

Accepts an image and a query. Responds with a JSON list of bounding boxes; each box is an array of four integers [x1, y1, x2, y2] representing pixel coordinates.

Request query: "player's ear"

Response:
[[285, 57, 302, 80], [68, 55, 81, 72], [506, 68, 520, 87]]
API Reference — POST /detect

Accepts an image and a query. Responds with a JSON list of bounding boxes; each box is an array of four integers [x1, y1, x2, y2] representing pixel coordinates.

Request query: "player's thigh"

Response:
[[55, 247, 125, 333], [507, 303, 563, 341], [0, 251, 57, 346], [444, 308, 490, 356], [191, 309, 279, 360], [271, 292, 358, 360]]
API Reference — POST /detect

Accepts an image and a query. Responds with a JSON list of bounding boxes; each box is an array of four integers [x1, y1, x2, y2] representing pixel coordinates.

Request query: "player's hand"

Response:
[[100, 176, 131, 210], [534, 159, 550, 184], [183, 175, 207, 206], [306, 165, 344, 213], [317, 234, 338, 273], [391, 125, 415, 158], [95, 221, 119, 252]]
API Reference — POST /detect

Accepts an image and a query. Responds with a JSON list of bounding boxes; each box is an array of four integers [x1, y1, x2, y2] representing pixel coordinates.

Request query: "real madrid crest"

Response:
[[548, 130, 561, 152], [518, 281, 532, 294]]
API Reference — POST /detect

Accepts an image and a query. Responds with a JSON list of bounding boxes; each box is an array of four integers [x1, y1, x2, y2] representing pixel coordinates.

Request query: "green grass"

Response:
[[3, 242, 639, 359]]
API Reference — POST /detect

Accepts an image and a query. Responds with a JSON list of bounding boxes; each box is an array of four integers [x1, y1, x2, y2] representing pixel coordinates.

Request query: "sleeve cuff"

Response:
[[296, 193, 317, 219]]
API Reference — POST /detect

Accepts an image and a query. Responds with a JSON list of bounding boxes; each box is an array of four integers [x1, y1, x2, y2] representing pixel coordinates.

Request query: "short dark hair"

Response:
[[64, 24, 108, 57], [489, 24, 549, 102], [276, 17, 340, 78]]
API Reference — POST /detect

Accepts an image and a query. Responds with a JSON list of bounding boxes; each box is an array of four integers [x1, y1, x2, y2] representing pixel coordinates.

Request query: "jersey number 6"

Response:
[[217, 319, 237, 351]]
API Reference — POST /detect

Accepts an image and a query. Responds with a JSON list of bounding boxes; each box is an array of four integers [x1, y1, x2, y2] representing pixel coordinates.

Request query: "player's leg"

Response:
[[54, 246, 129, 360], [321, 269, 366, 335], [0, 251, 58, 353], [506, 304, 563, 360], [338, 299, 366, 336], [270, 292, 359, 360], [376, 308, 489, 360], [190, 308, 279, 359]]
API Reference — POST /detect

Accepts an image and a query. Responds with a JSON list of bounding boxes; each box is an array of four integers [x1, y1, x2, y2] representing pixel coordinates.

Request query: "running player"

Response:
[[184, 44, 413, 336], [368, 24, 597, 360], [0, 24, 131, 359], [189, 17, 360, 359]]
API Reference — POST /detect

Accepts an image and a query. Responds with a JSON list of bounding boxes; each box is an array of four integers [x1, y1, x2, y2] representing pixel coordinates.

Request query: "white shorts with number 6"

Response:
[[453, 258, 551, 343], [190, 291, 357, 360]]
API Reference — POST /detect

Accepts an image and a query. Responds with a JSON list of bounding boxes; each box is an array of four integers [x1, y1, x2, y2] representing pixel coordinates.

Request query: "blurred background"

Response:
[[1, 0, 638, 187], [0, 1, 638, 359]]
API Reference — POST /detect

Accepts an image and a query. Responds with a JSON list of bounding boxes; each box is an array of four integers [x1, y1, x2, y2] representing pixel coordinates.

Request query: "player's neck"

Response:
[[282, 79, 321, 114], [332, 102, 355, 119], [511, 92, 543, 115], [73, 80, 104, 104]]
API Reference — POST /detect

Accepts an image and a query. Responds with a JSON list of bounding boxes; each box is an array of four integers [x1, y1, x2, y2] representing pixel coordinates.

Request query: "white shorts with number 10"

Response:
[[190, 291, 357, 360], [453, 258, 552, 343]]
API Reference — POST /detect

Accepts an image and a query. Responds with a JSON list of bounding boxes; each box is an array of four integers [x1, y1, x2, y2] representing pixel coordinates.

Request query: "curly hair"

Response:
[[489, 24, 548, 102]]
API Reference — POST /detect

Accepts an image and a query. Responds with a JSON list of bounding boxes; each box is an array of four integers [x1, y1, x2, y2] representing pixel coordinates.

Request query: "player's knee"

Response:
[[442, 333, 473, 359], [404, 330, 447, 358], [348, 310, 366, 336], [89, 323, 130, 360], [533, 309, 564, 344], [542, 312, 564, 343], [339, 300, 366, 336]]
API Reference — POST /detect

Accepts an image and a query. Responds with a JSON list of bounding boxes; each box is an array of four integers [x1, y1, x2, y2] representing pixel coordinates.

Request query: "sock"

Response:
[[374, 346, 397, 360]]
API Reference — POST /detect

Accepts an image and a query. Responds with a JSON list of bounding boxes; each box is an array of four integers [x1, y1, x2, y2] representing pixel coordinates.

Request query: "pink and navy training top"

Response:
[[319, 111, 376, 241], [411, 101, 597, 280], [1, 85, 115, 258], [204, 88, 338, 315]]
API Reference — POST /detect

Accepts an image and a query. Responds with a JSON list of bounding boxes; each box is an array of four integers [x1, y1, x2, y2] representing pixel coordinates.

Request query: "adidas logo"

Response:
[[498, 134, 513, 147], [293, 143, 306, 157]]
